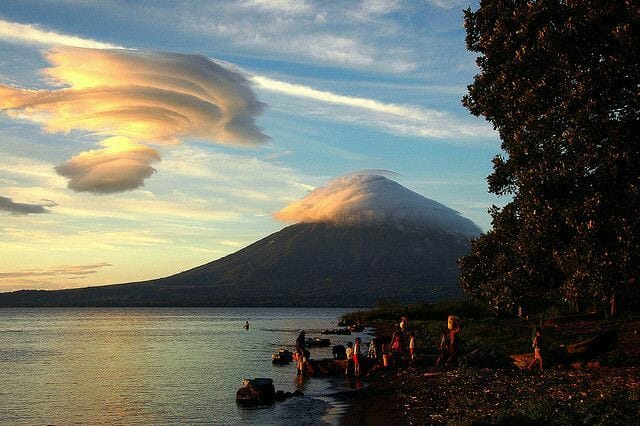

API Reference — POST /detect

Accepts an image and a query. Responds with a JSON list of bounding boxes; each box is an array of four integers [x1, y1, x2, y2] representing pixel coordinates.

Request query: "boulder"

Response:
[[306, 337, 331, 347], [272, 349, 293, 365], [236, 378, 276, 405], [332, 345, 346, 359]]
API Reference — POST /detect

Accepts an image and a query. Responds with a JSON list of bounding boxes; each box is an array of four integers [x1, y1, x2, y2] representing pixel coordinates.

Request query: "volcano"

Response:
[[0, 174, 481, 307]]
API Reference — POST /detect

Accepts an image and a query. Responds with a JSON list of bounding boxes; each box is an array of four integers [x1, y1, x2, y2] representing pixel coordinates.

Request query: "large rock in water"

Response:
[[0, 174, 482, 307], [235, 378, 276, 405]]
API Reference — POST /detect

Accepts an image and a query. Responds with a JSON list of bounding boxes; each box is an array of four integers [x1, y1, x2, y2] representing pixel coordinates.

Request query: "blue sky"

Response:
[[0, 0, 503, 291]]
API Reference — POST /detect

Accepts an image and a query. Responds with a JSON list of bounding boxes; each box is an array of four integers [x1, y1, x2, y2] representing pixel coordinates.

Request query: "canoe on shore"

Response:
[[510, 329, 618, 369]]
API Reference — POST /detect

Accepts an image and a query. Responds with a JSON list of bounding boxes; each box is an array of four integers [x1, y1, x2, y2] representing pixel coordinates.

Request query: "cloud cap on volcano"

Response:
[[275, 173, 482, 236]]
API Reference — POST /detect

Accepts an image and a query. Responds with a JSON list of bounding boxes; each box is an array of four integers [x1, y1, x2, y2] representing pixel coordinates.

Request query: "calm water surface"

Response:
[[0, 307, 368, 425]]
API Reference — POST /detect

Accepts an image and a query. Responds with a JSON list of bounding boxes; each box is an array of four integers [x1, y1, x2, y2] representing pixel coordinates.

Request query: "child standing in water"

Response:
[[353, 337, 362, 376], [528, 328, 544, 370], [368, 339, 377, 359], [345, 342, 354, 376]]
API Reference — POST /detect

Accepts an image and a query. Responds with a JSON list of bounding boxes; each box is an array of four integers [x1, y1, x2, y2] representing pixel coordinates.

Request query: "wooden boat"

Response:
[[510, 329, 618, 369]]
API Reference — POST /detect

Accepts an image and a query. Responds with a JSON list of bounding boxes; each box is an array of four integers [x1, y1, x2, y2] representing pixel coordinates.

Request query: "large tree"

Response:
[[459, 0, 640, 313]]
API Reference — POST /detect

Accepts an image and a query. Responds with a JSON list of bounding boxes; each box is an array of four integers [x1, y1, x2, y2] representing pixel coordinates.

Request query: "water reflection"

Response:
[[0, 307, 366, 424]]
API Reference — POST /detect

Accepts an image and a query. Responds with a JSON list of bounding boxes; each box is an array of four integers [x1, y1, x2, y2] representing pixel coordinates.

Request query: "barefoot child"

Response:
[[409, 332, 416, 361], [436, 330, 448, 367], [528, 328, 544, 370], [345, 341, 354, 375], [354, 337, 362, 375]]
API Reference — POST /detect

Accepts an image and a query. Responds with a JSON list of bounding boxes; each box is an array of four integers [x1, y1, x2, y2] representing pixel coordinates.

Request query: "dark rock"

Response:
[[274, 390, 286, 402], [272, 349, 293, 365], [306, 337, 331, 347], [332, 345, 346, 359], [284, 392, 293, 399], [321, 328, 351, 335], [293, 390, 304, 397], [236, 378, 276, 405]]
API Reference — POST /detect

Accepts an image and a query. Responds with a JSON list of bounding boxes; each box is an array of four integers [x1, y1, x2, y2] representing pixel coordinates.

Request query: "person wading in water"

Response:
[[295, 330, 307, 375]]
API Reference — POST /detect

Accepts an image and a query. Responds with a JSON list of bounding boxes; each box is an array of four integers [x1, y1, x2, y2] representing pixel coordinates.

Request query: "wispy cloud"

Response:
[[252, 75, 494, 139], [0, 18, 487, 141], [0, 19, 123, 49], [0, 262, 113, 292], [0, 262, 113, 279], [173, 1, 416, 72], [0, 195, 52, 215], [426, 0, 472, 10], [0, 47, 268, 193]]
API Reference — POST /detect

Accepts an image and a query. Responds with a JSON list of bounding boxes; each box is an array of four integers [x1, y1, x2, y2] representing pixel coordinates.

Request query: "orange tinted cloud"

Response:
[[0, 48, 268, 193], [54, 137, 161, 194]]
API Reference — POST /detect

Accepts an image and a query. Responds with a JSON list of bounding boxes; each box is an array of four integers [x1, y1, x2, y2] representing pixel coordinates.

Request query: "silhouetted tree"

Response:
[[459, 0, 640, 313]]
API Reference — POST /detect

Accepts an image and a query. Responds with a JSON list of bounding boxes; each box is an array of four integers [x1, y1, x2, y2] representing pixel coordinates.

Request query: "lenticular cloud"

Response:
[[0, 47, 268, 193], [274, 173, 482, 236]]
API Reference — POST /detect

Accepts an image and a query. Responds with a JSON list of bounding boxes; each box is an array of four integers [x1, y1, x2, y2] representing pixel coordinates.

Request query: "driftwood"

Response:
[[510, 329, 618, 369], [542, 312, 601, 327]]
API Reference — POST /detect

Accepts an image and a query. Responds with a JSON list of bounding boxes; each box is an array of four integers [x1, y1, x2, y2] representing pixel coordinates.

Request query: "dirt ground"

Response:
[[339, 318, 640, 425]]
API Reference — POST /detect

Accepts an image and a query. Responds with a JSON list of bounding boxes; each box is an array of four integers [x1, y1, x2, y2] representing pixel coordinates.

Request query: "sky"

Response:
[[0, 0, 503, 292]]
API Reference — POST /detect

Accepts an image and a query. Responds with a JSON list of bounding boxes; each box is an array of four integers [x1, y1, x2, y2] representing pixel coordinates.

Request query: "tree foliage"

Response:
[[459, 0, 640, 312]]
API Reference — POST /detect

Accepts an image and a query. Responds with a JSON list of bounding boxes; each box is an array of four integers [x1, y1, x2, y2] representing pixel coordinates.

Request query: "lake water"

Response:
[[0, 307, 370, 425]]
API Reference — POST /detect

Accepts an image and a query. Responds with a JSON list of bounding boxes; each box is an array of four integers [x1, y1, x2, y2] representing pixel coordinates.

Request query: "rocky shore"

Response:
[[332, 309, 640, 425], [338, 365, 640, 424]]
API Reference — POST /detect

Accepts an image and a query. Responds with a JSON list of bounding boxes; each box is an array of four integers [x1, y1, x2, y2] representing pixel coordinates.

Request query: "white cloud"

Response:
[[426, 0, 472, 10], [252, 74, 495, 139], [174, 1, 416, 72], [0, 19, 123, 49], [275, 171, 482, 235], [0, 18, 484, 141]]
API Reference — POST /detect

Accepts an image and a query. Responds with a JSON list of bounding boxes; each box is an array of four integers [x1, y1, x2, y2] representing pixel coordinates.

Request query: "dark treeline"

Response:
[[459, 0, 640, 314]]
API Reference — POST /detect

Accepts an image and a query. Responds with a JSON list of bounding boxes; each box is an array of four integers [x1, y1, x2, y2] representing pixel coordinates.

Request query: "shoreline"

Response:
[[325, 312, 640, 424]]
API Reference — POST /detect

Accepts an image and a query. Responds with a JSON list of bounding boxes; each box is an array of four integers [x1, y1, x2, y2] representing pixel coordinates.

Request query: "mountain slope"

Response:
[[0, 174, 482, 307], [0, 222, 473, 307]]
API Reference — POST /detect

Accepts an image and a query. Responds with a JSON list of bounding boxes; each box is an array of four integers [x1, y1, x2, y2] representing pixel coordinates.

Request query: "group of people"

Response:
[[293, 316, 545, 379], [373, 315, 460, 368], [344, 337, 363, 375]]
